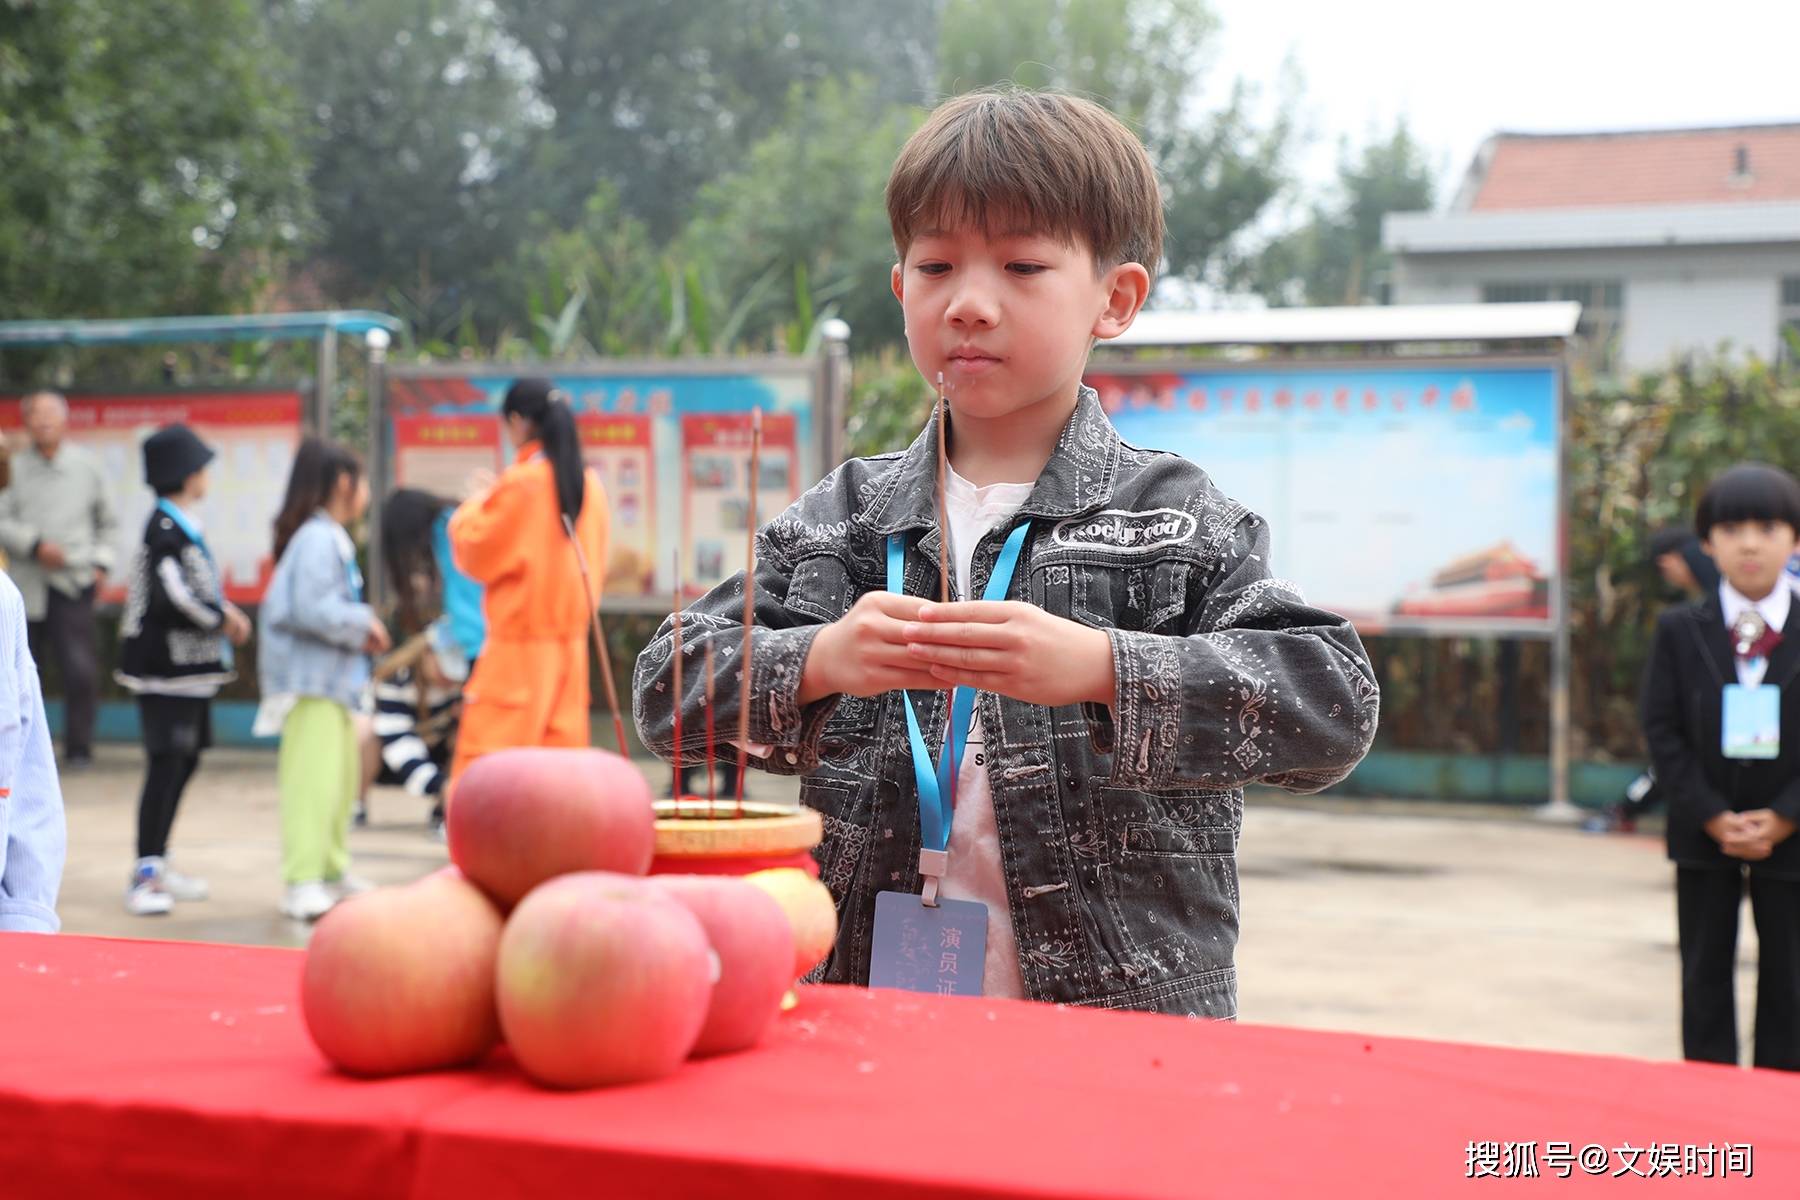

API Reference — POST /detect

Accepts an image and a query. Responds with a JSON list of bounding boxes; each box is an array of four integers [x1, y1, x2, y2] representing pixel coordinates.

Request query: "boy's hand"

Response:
[[903, 601, 1116, 709], [797, 592, 938, 704]]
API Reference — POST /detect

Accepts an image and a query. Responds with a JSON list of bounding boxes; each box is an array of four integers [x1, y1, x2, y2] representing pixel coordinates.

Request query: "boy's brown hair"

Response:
[[886, 87, 1165, 283]]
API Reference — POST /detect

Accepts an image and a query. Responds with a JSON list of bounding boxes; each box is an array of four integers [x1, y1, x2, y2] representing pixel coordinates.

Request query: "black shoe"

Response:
[[62, 754, 94, 772], [353, 805, 369, 828]]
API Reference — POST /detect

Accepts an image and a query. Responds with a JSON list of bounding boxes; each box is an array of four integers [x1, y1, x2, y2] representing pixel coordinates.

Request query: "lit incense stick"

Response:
[[704, 641, 718, 809], [935, 374, 956, 824], [734, 407, 763, 817], [670, 549, 684, 817]]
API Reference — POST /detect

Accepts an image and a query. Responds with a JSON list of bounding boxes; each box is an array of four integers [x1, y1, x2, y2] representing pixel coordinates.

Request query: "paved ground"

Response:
[[55, 746, 1757, 1065]]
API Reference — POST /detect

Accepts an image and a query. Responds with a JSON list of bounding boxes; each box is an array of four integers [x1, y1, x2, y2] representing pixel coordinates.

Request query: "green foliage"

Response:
[[1252, 121, 1436, 306], [264, 0, 537, 327], [936, 0, 1295, 283], [0, 0, 310, 322], [845, 348, 936, 459], [676, 75, 920, 352], [490, 0, 937, 242]]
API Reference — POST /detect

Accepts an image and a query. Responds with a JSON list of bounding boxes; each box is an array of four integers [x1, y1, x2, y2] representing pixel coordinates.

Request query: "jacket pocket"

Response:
[[1038, 557, 1191, 633], [785, 553, 859, 623], [1086, 785, 1240, 989], [800, 776, 870, 896]]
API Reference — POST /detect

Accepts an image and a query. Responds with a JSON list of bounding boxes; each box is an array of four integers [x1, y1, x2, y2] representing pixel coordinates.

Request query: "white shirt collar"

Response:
[[1720, 578, 1791, 636]]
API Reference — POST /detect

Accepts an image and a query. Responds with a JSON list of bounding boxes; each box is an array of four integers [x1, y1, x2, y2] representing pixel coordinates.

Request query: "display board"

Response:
[[1084, 361, 1562, 635], [385, 362, 824, 606], [0, 390, 303, 604]]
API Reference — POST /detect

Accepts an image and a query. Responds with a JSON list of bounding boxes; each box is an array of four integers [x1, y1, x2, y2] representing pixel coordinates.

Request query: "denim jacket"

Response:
[[257, 514, 372, 712], [633, 388, 1379, 1017]]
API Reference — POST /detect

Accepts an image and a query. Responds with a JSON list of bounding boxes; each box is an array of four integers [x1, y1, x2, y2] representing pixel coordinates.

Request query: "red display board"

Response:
[[0, 391, 303, 604], [680, 411, 798, 598], [1, 933, 1796, 1197], [392, 415, 503, 500], [579, 414, 655, 597]]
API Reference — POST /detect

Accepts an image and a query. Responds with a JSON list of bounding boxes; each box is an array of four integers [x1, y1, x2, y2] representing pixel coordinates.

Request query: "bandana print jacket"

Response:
[[633, 387, 1379, 1018]]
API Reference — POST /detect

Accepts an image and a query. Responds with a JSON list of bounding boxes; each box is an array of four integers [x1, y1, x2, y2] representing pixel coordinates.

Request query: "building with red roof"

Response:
[[1384, 123, 1800, 372]]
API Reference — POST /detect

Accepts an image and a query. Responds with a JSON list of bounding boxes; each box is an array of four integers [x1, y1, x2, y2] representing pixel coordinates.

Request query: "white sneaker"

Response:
[[161, 868, 210, 902], [281, 880, 338, 922], [326, 874, 376, 900], [125, 879, 173, 916]]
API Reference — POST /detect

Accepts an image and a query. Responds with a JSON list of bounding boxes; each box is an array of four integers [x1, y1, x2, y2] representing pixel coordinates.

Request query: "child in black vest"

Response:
[[115, 425, 252, 916], [1642, 462, 1800, 1069]]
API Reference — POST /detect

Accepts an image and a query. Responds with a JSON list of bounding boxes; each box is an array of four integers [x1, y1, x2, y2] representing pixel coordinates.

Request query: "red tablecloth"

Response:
[[1, 933, 1797, 1198]]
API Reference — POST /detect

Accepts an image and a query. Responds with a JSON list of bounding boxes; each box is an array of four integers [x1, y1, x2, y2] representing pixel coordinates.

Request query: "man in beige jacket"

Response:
[[0, 391, 118, 766]]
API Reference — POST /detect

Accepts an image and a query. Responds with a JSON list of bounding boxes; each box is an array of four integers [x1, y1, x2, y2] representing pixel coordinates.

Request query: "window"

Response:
[[1481, 280, 1624, 372]]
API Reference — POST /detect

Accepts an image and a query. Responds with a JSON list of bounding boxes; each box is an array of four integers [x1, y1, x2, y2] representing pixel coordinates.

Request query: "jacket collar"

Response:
[[1691, 588, 1800, 688], [514, 439, 543, 466], [865, 385, 1122, 537]]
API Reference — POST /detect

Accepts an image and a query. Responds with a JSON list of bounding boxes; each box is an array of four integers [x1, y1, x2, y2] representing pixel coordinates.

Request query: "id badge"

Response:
[[869, 891, 988, 996], [1723, 683, 1781, 760]]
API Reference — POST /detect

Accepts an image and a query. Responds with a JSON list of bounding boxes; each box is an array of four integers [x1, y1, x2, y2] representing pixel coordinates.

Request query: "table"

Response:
[[0, 933, 1796, 1197]]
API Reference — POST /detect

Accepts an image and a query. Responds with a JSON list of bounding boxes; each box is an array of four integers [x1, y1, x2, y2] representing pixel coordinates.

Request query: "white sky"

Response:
[[1207, 0, 1800, 208]]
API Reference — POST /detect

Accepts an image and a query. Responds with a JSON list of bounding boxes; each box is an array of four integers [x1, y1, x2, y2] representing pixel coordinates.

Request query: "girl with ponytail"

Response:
[[446, 379, 609, 792]]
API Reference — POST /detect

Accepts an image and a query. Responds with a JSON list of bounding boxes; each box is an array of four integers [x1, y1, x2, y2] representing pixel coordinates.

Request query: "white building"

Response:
[[1384, 122, 1800, 372]]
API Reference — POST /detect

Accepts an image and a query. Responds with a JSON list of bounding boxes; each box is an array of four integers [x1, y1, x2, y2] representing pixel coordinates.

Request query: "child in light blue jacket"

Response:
[[256, 439, 389, 921], [0, 573, 63, 933]]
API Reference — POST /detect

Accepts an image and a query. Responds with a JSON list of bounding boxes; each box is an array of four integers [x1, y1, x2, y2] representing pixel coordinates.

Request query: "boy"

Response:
[[114, 425, 251, 915], [1642, 462, 1800, 1069], [633, 88, 1379, 1017]]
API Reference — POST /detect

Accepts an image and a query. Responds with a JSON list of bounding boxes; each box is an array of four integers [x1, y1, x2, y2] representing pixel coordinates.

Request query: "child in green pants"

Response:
[[255, 439, 391, 921]]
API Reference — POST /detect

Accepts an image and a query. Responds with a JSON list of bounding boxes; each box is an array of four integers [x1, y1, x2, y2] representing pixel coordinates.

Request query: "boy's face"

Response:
[[891, 216, 1147, 424], [1703, 519, 1798, 599], [187, 466, 210, 501]]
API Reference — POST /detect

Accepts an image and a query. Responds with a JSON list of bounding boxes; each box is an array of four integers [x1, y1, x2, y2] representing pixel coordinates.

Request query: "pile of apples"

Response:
[[300, 747, 838, 1088]]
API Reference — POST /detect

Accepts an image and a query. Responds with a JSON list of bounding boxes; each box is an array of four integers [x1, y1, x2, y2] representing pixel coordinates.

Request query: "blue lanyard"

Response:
[[157, 499, 210, 561], [885, 520, 1030, 854], [158, 499, 234, 670]]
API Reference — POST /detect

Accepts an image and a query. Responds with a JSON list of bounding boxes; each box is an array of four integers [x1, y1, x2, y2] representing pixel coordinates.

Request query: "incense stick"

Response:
[[704, 641, 717, 810], [935, 374, 956, 823], [936, 374, 951, 606], [564, 513, 629, 757], [670, 549, 684, 817], [734, 407, 763, 818]]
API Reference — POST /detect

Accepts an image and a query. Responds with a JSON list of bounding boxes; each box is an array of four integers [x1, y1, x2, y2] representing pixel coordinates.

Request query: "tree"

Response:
[[675, 75, 921, 352], [1252, 122, 1437, 307], [491, 0, 937, 242], [0, 0, 310, 321], [264, 0, 538, 326], [935, 0, 1295, 284]]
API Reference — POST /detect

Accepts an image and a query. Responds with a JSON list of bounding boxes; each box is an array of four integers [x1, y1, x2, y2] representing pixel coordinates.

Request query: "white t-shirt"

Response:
[[934, 464, 1034, 999]]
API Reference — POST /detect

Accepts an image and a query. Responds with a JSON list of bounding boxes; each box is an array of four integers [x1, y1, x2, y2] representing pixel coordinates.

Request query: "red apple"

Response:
[[745, 868, 838, 980], [448, 747, 655, 908], [302, 869, 503, 1076], [496, 872, 713, 1088], [650, 875, 796, 1056]]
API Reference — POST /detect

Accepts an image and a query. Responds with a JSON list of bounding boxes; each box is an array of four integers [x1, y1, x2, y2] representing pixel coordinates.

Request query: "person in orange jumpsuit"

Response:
[[447, 378, 608, 793]]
